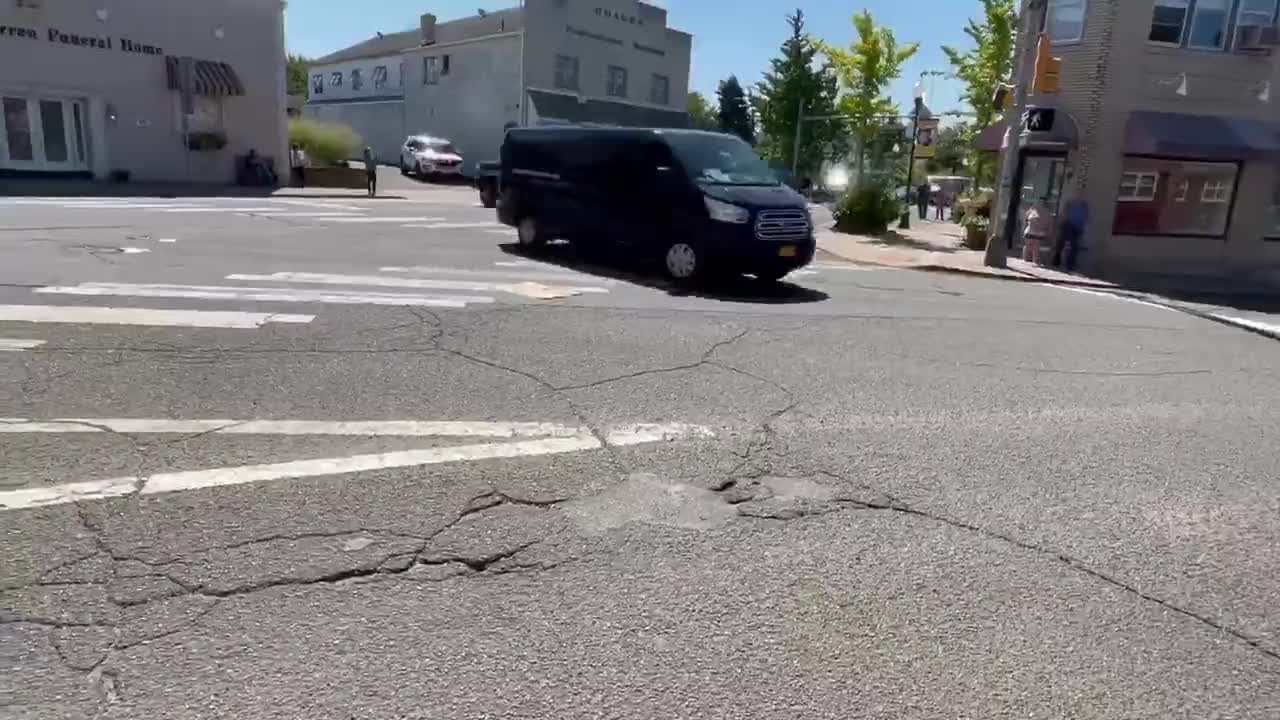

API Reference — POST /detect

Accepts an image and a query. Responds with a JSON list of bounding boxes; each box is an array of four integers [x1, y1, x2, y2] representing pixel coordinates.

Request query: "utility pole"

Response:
[[899, 94, 923, 230], [985, 0, 1047, 268]]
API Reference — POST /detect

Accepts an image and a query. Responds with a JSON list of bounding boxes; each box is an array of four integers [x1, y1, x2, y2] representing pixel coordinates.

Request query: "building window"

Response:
[[1046, 0, 1087, 43], [554, 54, 579, 91], [1118, 172, 1159, 202], [607, 65, 628, 98], [442, 55, 451, 75], [311, 74, 324, 94], [1150, 0, 1278, 49], [650, 74, 670, 105], [330, 71, 343, 88], [423, 56, 439, 85], [1113, 158, 1239, 237], [1200, 178, 1232, 202], [373, 65, 388, 89], [1188, 0, 1231, 49], [350, 68, 363, 91], [1239, 0, 1280, 28]]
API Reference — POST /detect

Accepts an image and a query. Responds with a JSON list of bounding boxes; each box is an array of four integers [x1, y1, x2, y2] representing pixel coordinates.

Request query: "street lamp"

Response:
[[899, 80, 926, 230]]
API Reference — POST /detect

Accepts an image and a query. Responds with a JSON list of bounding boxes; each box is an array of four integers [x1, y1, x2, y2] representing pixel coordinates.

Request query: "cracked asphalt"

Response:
[[3, 184, 1280, 718]]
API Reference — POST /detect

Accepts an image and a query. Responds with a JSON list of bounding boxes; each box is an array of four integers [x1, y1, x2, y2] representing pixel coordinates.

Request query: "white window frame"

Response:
[[607, 65, 628, 98], [1118, 172, 1159, 202], [350, 68, 363, 91], [1174, 179, 1189, 202], [1150, 0, 1191, 45], [423, 56, 439, 85], [1237, 0, 1280, 28], [1186, 0, 1233, 50], [554, 54, 579, 91], [650, 74, 670, 105], [329, 71, 343, 88], [373, 65, 388, 90], [1200, 179, 1231, 203], [311, 74, 324, 95], [1046, 0, 1088, 44]]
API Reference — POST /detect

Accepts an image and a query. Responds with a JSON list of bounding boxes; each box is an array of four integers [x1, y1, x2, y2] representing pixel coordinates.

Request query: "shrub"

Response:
[[288, 118, 361, 166], [952, 189, 993, 226], [833, 180, 902, 235]]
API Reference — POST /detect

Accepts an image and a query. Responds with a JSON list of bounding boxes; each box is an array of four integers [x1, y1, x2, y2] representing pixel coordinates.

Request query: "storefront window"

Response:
[[1113, 157, 1238, 237]]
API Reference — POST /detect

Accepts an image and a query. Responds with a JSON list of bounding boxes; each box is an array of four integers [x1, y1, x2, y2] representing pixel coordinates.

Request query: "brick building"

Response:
[[989, 0, 1279, 281]]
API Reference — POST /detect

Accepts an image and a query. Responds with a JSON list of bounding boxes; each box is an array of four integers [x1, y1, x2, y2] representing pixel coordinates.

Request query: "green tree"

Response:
[[820, 10, 919, 178], [716, 75, 755, 144], [755, 9, 846, 181], [287, 54, 311, 97], [941, 0, 1016, 183], [687, 92, 719, 131], [928, 123, 971, 175]]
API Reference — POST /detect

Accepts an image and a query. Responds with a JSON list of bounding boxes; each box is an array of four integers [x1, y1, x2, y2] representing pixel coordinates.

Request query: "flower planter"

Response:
[[963, 222, 989, 250]]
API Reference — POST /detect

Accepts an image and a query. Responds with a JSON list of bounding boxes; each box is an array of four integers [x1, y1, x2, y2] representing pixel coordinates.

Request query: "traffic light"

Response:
[[1032, 33, 1061, 95]]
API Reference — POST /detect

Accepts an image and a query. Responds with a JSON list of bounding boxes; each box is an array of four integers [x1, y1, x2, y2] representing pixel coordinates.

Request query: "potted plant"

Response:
[[961, 214, 990, 250]]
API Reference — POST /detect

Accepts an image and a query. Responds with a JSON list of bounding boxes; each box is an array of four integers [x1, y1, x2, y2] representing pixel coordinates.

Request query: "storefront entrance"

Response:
[[1, 96, 90, 174], [1007, 152, 1068, 255]]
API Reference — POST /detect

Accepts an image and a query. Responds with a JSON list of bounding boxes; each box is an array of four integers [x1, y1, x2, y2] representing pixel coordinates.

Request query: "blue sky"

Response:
[[287, 0, 977, 117]]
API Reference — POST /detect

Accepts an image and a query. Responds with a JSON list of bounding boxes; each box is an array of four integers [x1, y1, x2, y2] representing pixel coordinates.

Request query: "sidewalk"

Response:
[[815, 218, 1115, 289]]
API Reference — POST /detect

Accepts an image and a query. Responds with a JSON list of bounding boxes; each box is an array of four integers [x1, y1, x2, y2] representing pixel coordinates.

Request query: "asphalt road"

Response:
[[4, 175, 1280, 718]]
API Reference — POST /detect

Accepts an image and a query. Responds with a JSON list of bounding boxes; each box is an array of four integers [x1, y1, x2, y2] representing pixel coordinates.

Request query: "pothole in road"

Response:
[[562, 473, 738, 533]]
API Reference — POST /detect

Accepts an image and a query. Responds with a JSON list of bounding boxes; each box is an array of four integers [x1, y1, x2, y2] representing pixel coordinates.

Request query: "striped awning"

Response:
[[165, 56, 245, 97]]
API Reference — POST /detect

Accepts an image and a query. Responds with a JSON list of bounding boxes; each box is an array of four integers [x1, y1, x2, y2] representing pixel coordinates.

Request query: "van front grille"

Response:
[[755, 209, 810, 241]]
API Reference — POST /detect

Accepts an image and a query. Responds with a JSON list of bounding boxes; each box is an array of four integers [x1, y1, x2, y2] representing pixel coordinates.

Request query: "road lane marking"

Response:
[[268, 199, 364, 211], [325, 216, 447, 223], [401, 222, 508, 229], [119, 247, 150, 254], [0, 421, 713, 510], [157, 238, 177, 243], [226, 271, 610, 298], [0, 304, 313, 328], [0, 338, 45, 352], [159, 207, 282, 213], [243, 212, 367, 218], [35, 283, 494, 308], [0, 419, 594, 438], [380, 265, 609, 283], [487, 229, 517, 236], [1049, 286, 1176, 311]]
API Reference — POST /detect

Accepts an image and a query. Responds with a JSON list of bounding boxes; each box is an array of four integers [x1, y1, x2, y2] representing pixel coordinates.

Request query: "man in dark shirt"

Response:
[[1053, 194, 1088, 271]]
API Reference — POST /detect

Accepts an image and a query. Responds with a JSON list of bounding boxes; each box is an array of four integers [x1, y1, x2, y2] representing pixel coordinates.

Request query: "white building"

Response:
[[0, 0, 286, 183], [305, 0, 691, 173]]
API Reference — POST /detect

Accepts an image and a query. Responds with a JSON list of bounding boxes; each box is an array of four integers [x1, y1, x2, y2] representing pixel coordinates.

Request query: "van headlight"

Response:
[[704, 196, 750, 224]]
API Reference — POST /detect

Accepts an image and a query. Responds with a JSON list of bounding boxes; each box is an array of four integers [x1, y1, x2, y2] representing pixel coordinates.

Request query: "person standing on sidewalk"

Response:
[[916, 182, 930, 220], [362, 146, 377, 197], [289, 144, 307, 188], [1022, 200, 1052, 264], [1053, 192, 1088, 272]]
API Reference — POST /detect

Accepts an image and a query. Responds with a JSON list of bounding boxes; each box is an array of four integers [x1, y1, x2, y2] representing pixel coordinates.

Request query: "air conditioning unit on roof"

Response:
[[1236, 25, 1279, 51]]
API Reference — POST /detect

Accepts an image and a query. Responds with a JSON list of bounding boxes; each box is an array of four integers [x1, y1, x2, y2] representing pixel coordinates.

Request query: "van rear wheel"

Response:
[[517, 216, 545, 248], [664, 241, 701, 282]]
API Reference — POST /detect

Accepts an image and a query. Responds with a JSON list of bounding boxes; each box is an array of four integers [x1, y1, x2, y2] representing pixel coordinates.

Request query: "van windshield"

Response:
[[664, 134, 778, 187]]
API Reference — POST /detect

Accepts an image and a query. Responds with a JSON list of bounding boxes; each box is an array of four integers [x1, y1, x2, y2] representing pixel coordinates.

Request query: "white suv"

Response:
[[399, 135, 464, 180]]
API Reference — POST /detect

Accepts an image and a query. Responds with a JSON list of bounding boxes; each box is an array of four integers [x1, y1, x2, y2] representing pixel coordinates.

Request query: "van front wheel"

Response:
[[664, 241, 701, 281], [517, 216, 545, 248]]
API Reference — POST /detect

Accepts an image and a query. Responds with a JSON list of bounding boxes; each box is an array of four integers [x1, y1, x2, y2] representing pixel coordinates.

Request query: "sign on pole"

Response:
[[913, 116, 940, 159]]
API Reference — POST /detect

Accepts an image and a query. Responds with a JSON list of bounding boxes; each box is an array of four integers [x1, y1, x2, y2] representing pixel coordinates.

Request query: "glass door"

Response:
[[1010, 154, 1067, 255], [0, 97, 89, 172], [2, 97, 37, 170]]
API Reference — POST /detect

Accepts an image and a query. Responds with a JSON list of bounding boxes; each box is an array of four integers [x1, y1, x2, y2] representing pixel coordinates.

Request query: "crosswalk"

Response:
[[1, 197, 507, 231], [0, 262, 617, 352]]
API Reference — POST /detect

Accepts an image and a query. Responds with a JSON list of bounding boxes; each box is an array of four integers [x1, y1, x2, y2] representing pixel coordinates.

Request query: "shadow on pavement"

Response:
[[498, 242, 829, 305]]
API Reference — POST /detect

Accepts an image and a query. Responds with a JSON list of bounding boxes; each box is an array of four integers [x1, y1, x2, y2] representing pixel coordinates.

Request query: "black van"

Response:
[[495, 127, 814, 282]]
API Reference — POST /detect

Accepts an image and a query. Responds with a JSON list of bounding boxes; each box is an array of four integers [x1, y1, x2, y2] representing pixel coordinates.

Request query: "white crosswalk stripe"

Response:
[[4, 264, 615, 341]]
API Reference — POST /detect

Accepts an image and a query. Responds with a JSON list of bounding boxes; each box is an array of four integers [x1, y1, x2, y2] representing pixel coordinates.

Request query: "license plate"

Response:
[[778, 245, 797, 257]]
